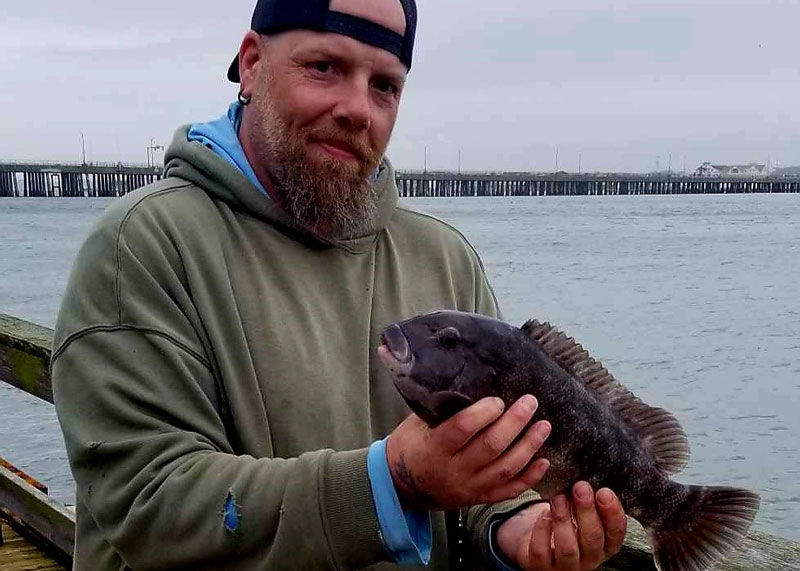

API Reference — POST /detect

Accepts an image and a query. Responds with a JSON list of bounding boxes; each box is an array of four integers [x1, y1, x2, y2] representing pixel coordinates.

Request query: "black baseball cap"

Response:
[[227, 0, 418, 82]]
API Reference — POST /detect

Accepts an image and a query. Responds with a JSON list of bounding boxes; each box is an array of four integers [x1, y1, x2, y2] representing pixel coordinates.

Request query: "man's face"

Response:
[[240, 1, 408, 238]]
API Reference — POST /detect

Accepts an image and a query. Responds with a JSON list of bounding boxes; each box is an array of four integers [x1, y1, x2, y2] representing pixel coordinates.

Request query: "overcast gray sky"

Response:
[[2, 0, 798, 173]]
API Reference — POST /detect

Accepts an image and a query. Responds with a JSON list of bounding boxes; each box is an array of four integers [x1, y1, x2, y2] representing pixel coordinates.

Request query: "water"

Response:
[[1, 195, 798, 539]]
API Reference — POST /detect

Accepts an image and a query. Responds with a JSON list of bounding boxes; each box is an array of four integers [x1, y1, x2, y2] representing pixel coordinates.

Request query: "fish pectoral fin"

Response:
[[394, 378, 474, 427], [427, 390, 475, 419], [624, 403, 691, 475]]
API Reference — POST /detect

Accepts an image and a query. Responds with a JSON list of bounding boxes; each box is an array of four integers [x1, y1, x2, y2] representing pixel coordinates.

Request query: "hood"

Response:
[[163, 124, 399, 253]]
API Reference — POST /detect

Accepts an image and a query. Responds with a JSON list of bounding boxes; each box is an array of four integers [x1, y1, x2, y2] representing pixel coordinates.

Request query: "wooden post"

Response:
[[0, 314, 54, 403]]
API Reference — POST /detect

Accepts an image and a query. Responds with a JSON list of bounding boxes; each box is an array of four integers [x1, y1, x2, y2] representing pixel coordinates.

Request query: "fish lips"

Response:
[[380, 324, 411, 365], [379, 325, 475, 427]]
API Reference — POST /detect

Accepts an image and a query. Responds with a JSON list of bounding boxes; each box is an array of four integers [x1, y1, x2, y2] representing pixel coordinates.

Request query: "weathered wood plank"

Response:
[[0, 313, 54, 403], [0, 464, 75, 559], [0, 519, 67, 570], [0, 458, 48, 495], [602, 520, 800, 570]]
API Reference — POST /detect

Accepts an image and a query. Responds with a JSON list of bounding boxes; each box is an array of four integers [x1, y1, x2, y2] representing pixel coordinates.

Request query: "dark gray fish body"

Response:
[[379, 310, 759, 571]]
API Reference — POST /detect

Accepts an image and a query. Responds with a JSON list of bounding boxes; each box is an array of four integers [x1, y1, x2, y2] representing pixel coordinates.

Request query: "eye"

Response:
[[311, 61, 333, 74], [372, 77, 399, 96], [437, 327, 462, 349]]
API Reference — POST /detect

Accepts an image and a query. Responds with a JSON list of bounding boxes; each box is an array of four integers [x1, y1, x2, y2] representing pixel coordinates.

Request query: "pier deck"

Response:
[[0, 518, 66, 571]]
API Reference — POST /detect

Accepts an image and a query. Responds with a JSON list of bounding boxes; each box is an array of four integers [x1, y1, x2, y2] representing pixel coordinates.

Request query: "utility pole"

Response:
[[147, 138, 165, 168], [80, 132, 87, 165], [578, 152, 582, 175], [424, 146, 428, 173], [668, 153, 672, 175], [555, 148, 559, 172], [458, 148, 462, 174]]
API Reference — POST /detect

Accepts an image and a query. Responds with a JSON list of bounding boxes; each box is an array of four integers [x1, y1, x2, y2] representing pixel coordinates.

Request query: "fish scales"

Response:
[[379, 310, 759, 571]]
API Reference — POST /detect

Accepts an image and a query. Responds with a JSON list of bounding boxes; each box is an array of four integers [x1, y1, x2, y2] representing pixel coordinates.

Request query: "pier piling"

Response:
[[0, 162, 162, 198]]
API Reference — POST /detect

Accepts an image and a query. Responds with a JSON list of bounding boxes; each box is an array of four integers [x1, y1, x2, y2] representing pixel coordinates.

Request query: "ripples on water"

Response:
[[1, 195, 798, 539]]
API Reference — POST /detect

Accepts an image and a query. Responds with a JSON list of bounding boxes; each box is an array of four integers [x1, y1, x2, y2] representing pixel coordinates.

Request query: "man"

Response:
[[53, 0, 627, 569]]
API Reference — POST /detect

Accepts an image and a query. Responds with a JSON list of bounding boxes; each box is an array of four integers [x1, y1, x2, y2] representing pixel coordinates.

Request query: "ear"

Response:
[[238, 31, 264, 97]]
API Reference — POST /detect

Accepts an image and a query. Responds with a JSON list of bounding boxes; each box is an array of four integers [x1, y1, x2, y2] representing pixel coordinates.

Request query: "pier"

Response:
[[0, 162, 162, 198], [1, 312, 799, 569], [395, 171, 800, 197], [2, 162, 800, 198]]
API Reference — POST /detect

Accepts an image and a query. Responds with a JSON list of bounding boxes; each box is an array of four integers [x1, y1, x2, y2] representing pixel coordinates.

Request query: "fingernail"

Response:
[[490, 397, 505, 412], [520, 394, 537, 413], [597, 488, 613, 506], [537, 421, 551, 439], [574, 481, 591, 501]]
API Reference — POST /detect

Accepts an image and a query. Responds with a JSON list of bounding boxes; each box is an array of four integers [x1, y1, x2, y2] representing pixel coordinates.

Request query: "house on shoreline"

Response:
[[693, 162, 770, 178]]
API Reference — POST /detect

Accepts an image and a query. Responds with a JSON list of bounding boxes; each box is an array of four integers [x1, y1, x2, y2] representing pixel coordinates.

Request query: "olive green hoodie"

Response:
[[52, 127, 535, 570]]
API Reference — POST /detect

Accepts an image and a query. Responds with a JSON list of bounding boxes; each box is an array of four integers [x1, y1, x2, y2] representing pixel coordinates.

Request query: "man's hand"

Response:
[[385, 395, 551, 511], [496, 482, 627, 571]]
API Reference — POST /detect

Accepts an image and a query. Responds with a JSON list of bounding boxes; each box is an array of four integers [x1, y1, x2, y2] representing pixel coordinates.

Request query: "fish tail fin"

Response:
[[646, 485, 760, 571]]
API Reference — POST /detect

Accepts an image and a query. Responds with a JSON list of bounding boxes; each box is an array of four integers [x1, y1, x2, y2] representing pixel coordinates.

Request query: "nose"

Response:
[[331, 78, 371, 131]]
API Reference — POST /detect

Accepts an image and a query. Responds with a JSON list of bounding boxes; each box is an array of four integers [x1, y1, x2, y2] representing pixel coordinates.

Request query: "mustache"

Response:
[[306, 126, 378, 165]]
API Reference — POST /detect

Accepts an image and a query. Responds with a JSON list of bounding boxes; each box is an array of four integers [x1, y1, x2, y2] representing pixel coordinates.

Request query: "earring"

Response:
[[238, 88, 252, 106]]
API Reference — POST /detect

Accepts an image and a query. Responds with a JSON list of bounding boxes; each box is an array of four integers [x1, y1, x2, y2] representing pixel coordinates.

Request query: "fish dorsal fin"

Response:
[[521, 319, 690, 475]]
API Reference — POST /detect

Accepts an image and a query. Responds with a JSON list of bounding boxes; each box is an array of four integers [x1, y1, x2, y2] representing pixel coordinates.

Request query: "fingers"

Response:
[[478, 418, 551, 482], [477, 458, 551, 504], [435, 397, 506, 453], [388, 395, 553, 511], [497, 503, 549, 564], [572, 482, 606, 569], [596, 488, 627, 558], [470, 395, 539, 459], [551, 495, 580, 570], [527, 504, 554, 569], [511, 486, 626, 571], [458, 394, 539, 465]]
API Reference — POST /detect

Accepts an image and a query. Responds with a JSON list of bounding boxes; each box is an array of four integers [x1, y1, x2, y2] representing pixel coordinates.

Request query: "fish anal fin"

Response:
[[521, 318, 690, 475]]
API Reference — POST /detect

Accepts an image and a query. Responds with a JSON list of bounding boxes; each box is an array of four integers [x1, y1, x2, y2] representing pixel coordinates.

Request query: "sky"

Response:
[[1, 0, 798, 173]]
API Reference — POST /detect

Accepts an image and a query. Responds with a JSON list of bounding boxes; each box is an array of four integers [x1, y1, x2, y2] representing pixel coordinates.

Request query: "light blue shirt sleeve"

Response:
[[366, 438, 432, 565]]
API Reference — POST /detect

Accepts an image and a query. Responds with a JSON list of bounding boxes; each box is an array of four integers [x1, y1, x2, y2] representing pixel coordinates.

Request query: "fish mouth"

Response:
[[380, 324, 412, 365]]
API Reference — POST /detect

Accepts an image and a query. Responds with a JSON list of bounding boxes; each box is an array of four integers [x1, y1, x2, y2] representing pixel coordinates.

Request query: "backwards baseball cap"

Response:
[[227, 0, 418, 83]]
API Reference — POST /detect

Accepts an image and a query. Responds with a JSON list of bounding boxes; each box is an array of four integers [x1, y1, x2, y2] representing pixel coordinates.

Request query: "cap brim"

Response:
[[227, 54, 241, 83]]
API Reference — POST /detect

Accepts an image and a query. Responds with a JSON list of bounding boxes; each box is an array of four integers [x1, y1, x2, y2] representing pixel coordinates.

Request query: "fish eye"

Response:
[[437, 327, 462, 349]]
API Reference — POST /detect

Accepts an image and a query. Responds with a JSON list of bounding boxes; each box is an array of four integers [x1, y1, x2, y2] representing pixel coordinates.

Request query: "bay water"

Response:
[[1, 195, 798, 539]]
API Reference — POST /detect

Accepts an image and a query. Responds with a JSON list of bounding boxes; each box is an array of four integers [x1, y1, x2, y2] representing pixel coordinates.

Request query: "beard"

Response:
[[248, 75, 385, 240]]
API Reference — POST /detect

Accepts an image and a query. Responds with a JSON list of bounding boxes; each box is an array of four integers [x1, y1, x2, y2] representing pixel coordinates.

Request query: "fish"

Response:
[[378, 310, 760, 571]]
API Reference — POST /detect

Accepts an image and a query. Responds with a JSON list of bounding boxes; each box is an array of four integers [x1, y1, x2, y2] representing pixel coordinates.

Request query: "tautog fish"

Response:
[[378, 310, 759, 571]]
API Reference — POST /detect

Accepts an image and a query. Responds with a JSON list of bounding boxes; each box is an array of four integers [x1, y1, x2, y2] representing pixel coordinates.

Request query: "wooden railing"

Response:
[[0, 314, 73, 563], [1, 313, 798, 568]]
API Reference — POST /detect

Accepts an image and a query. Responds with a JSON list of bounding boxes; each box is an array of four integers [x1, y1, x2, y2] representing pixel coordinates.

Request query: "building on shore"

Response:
[[693, 162, 770, 178]]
